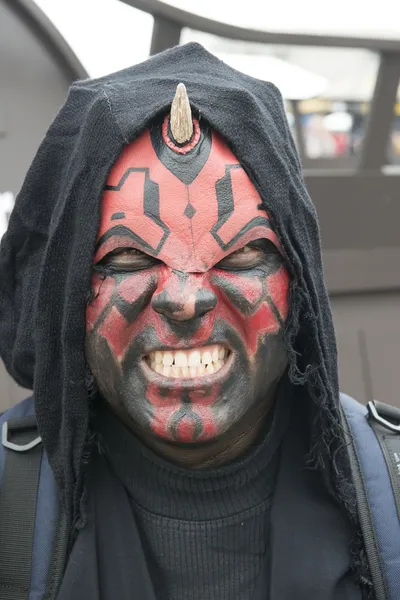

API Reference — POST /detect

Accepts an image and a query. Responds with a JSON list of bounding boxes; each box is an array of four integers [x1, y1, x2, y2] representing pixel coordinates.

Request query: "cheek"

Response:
[[86, 273, 115, 332], [212, 266, 290, 356], [86, 270, 158, 360], [266, 267, 290, 322]]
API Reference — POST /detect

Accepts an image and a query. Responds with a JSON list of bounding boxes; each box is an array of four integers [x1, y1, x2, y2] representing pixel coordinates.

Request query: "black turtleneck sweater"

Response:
[[94, 393, 290, 600]]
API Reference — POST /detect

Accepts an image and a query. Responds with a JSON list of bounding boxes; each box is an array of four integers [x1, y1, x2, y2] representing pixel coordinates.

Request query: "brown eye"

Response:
[[215, 240, 281, 271], [215, 245, 264, 270], [96, 248, 159, 272]]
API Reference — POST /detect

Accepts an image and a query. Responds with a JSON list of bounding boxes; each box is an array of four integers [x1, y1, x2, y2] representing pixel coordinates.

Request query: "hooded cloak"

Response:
[[0, 42, 366, 584]]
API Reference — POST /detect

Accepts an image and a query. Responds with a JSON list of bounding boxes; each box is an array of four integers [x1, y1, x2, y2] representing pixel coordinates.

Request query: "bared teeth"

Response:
[[188, 350, 201, 367], [198, 364, 205, 376], [174, 351, 187, 367], [201, 351, 212, 365], [146, 344, 229, 378], [162, 352, 173, 366]]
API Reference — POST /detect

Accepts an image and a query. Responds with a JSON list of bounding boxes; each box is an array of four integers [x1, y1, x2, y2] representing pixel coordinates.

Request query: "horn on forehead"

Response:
[[170, 83, 194, 145]]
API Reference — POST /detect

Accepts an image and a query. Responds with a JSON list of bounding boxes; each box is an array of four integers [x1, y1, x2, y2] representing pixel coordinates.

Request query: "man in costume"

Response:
[[0, 43, 379, 598]]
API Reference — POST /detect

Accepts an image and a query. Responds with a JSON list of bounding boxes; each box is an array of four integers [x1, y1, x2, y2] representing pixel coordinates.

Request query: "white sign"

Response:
[[0, 192, 15, 240]]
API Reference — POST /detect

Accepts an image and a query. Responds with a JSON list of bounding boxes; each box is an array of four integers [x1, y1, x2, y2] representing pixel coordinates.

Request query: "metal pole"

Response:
[[358, 52, 400, 171], [150, 16, 182, 55]]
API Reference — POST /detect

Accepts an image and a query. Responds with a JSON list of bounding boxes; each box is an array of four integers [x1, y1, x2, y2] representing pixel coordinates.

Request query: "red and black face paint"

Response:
[[86, 92, 290, 446]]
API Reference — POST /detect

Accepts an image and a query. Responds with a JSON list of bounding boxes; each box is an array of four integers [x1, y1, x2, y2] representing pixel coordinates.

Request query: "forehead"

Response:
[[96, 126, 280, 271]]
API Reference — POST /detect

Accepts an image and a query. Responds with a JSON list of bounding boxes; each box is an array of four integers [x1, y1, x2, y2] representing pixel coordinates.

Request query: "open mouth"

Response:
[[144, 344, 231, 379]]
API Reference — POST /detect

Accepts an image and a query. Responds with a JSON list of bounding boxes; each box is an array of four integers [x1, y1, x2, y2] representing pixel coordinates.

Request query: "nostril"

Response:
[[151, 289, 217, 321], [152, 293, 184, 317], [194, 289, 217, 317]]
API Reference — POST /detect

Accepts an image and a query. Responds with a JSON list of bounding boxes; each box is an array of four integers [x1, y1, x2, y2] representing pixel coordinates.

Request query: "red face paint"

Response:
[[86, 117, 290, 445]]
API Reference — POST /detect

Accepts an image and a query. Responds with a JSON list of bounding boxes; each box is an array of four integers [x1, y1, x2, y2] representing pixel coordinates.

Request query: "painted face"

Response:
[[86, 117, 290, 445]]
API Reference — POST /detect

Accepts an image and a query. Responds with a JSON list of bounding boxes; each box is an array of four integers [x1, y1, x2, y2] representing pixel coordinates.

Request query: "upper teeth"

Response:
[[147, 345, 229, 378]]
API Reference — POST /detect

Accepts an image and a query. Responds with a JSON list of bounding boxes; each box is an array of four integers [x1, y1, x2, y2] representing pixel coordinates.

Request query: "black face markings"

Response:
[[151, 270, 217, 323], [212, 216, 272, 252], [167, 402, 204, 442], [266, 294, 284, 328], [111, 212, 126, 220], [212, 274, 266, 316], [114, 284, 157, 326], [151, 287, 216, 320], [152, 292, 184, 317], [214, 164, 240, 218], [96, 224, 168, 257], [211, 165, 271, 251], [184, 202, 196, 219], [212, 270, 284, 327], [88, 276, 157, 338], [99, 167, 170, 256], [194, 288, 218, 317], [150, 119, 212, 185]]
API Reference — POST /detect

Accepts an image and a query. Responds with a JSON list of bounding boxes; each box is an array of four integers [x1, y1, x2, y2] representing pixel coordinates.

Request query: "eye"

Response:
[[215, 240, 280, 270], [95, 248, 159, 272]]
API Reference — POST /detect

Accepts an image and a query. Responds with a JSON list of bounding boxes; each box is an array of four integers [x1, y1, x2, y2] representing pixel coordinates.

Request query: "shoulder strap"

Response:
[[366, 401, 400, 521], [340, 394, 400, 600], [0, 415, 42, 600]]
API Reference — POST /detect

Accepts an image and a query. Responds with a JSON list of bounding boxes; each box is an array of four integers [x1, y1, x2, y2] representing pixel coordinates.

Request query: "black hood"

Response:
[[0, 43, 343, 522]]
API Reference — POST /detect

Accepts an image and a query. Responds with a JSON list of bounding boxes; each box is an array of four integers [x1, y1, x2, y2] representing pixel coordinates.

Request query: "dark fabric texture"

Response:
[[0, 422, 42, 600], [92, 387, 290, 600], [58, 387, 363, 600], [270, 398, 363, 600], [0, 42, 367, 582], [56, 454, 157, 600]]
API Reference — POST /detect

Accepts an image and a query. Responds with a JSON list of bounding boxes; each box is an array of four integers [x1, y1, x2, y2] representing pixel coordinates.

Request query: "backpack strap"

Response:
[[340, 394, 400, 600], [0, 416, 43, 600], [366, 400, 400, 521]]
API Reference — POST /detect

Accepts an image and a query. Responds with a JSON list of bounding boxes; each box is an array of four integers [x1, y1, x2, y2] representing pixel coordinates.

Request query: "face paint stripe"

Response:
[[111, 212, 126, 220], [96, 224, 169, 257], [97, 306, 129, 361], [267, 267, 290, 321], [264, 293, 284, 329], [102, 167, 171, 256], [150, 119, 212, 185], [114, 285, 156, 325], [211, 163, 272, 252], [149, 407, 177, 439], [87, 281, 118, 336], [211, 216, 272, 252], [215, 164, 241, 221], [212, 264, 282, 317], [168, 406, 204, 442], [105, 167, 152, 192], [211, 274, 265, 316]]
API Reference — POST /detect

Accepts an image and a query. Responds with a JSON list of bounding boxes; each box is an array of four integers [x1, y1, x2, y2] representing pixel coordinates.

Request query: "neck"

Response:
[[116, 387, 279, 469]]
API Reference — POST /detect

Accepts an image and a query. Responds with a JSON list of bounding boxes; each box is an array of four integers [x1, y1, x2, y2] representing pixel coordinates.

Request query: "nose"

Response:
[[151, 272, 217, 322]]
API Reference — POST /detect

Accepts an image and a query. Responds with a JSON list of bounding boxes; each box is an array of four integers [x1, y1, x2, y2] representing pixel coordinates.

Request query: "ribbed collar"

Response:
[[93, 379, 293, 521]]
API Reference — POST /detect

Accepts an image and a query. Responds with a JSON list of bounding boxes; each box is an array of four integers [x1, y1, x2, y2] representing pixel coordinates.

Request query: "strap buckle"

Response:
[[2, 417, 42, 452], [367, 400, 400, 434]]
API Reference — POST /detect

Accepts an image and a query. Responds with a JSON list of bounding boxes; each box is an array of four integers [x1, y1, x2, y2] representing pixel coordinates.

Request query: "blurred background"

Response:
[[0, 0, 399, 409]]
